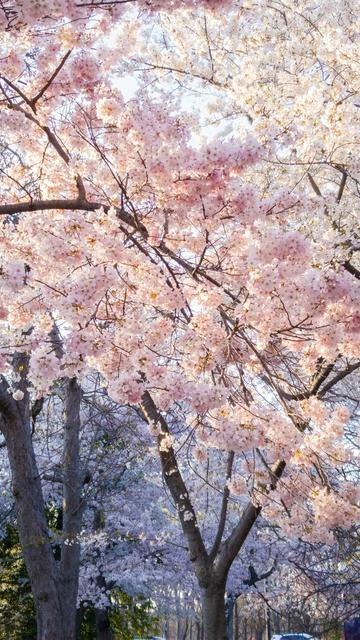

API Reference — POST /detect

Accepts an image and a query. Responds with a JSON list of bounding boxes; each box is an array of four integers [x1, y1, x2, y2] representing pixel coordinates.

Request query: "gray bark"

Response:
[[0, 372, 83, 640], [60, 378, 83, 640], [225, 593, 236, 640], [95, 608, 113, 640], [141, 391, 209, 586], [0, 374, 65, 639], [234, 599, 239, 640], [202, 583, 227, 640]]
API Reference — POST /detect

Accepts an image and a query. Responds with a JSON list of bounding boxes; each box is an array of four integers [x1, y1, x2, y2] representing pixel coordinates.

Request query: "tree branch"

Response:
[[262, 356, 359, 402], [140, 391, 209, 573], [307, 172, 322, 196], [0, 197, 148, 234], [277, 360, 336, 401], [61, 378, 82, 596], [336, 170, 347, 203], [30, 50, 72, 109], [344, 260, 360, 280], [209, 450, 234, 561], [243, 559, 277, 586], [216, 460, 286, 578]]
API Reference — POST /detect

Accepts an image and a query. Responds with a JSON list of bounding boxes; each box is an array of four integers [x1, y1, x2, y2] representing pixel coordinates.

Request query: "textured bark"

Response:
[[7, 425, 65, 639], [202, 583, 227, 640], [234, 599, 239, 640], [225, 593, 236, 640], [0, 374, 83, 640], [141, 391, 209, 585], [95, 608, 113, 640], [60, 378, 82, 640], [0, 375, 65, 640], [0, 197, 147, 235], [209, 451, 234, 561]]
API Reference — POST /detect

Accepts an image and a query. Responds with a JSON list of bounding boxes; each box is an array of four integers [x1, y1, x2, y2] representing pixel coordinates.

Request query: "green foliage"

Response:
[[80, 590, 159, 639], [0, 520, 158, 639], [110, 590, 160, 639], [324, 626, 343, 640], [0, 524, 36, 640]]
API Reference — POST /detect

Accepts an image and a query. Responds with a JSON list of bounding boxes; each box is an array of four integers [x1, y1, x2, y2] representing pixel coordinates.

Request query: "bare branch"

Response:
[[278, 360, 336, 401], [318, 361, 360, 397], [344, 260, 360, 280], [307, 172, 322, 196], [140, 391, 208, 570], [209, 450, 234, 561], [216, 460, 286, 577], [30, 50, 72, 109]]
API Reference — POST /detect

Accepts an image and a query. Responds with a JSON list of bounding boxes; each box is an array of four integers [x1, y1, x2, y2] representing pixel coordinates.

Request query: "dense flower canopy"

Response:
[[0, 0, 359, 554]]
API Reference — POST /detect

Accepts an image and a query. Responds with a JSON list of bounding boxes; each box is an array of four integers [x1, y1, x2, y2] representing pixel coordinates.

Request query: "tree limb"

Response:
[[140, 391, 209, 573], [344, 260, 360, 280], [317, 361, 360, 397], [216, 460, 286, 578], [209, 450, 234, 561], [30, 50, 72, 109], [0, 197, 148, 234]]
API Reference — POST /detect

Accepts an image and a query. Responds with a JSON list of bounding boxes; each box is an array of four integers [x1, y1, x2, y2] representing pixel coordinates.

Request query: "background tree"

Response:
[[0, 523, 36, 640]]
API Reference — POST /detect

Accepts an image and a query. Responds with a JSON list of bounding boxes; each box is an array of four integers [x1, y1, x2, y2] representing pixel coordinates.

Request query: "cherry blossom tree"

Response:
[[0, 1, 359, 639]]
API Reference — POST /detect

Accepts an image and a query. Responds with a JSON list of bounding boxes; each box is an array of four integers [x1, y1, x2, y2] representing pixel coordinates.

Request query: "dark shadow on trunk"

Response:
[[202, 582, 227, 640]]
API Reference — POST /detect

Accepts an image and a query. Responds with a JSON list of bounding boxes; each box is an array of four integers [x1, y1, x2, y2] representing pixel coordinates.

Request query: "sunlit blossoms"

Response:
[[0, 1, 359, 639]]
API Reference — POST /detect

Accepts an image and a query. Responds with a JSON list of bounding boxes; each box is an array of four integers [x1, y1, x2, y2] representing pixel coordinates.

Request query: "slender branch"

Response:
[[216, 460, 286, 577], [158, 240, 241, 302], [307, 172, 322, 196], [0, 82, 71, 164], [344, 260, 360, 280], [336, 170, 347, 203], [317, 361, 360, 397], [243, 559, 277, 586], [0, 196, 242, 300], [134, 59, 222, 87], [0, 75, 29, 105], [209, 450, 234, 561], [30, 50, 72, 108], [0, 77, 86, 196], [0, 198, 148, 234], [278, 360, 336, 401]]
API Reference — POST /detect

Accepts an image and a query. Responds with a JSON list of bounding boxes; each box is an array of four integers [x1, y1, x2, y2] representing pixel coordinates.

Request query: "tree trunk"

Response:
[[60, 379, 82, 640], [225, 593, 236, 640], [76, 604, 84, 639], [202, 584, 227, 640], [0, 374, 83, 640], [234, 599, 239, 640], [93, 509, 113, 640], [95, 608, 113, 640], [264, 599, 271, 640], [3, 413, 65, 639]]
